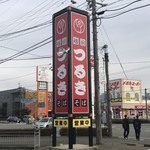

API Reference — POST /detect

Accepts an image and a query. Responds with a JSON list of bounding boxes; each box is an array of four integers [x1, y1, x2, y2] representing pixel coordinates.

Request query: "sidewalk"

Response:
[[37, 136, 150, 150]]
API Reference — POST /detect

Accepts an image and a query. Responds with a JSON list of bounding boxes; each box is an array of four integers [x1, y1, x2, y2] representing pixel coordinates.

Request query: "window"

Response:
[[126, 93, 130, 101]]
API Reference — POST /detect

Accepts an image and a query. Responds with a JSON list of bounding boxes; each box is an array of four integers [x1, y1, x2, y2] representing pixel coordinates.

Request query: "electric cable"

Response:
[[101, 23, 128, 79], [102, 3, 150, 19], [0, 37, 52, 64]]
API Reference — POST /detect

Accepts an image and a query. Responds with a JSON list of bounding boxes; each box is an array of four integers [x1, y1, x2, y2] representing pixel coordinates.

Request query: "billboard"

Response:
[[122, 79, 141, 102], [109, 79, 122, 102], [53, 7, 90, 115], [36, 66, 49, 82]]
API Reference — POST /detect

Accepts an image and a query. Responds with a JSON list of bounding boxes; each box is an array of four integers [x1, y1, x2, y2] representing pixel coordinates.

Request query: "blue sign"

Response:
[[21, 98, 36, 104]]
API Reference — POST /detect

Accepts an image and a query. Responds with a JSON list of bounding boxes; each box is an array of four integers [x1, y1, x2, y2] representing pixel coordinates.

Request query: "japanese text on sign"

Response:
[[71, 12, 89, 114], [54, 119, 68, 127], [54, 12, 68, 114], [73, 119, 91, 128]]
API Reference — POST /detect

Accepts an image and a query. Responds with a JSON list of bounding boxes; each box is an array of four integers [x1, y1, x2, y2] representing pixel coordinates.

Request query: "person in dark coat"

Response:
[[122, 115, 130, 139], [133, 115, 141, 140]]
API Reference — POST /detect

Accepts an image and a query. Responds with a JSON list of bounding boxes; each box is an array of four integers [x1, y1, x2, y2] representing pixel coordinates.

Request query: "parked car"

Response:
[[22, 115, 35, 124], [35, 117, 52, 128], [7, 116, 20, 123]]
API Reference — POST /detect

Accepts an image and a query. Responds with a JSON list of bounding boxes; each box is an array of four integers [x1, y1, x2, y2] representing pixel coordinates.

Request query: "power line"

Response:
[[0, 37, 52, 64], [0, 56, 51, 61], [0, 20, 52, 39], [106, 0, 142, 12], [0, 72, 35, 82], [0, 63, 49, 68], [0, 24, 50, 42], [101, 23, 128, 79], [0, 45, 46, 58], [102, 3, 150, 19]]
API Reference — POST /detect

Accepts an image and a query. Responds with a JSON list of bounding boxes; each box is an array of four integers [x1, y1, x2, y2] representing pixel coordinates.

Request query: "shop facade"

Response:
[[109, 79, 150, 119]]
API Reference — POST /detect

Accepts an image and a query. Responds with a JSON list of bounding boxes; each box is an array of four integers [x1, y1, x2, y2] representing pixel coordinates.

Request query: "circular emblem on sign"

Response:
[[73, 18, 85, 34], [57, 19, 66, 34]]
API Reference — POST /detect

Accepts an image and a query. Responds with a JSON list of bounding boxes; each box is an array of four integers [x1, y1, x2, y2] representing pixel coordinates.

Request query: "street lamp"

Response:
[[102, 44, 112, 137]]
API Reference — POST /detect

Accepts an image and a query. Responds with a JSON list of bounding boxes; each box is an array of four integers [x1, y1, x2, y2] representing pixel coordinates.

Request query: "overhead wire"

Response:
[[0, 0, 19, 17], [0, 0, 50, 32], [101, 23, 129, 79], [0, 24, 51, 42], [0, 0, 10, 4], [0, 37, 52, 64], [102, 3, 150, 19], [0, 45, 47, 58], [0, 20, 52, 39], [106, 0, 142, 11], [0, 72, 36, 82], [3, 0, 58, 33]]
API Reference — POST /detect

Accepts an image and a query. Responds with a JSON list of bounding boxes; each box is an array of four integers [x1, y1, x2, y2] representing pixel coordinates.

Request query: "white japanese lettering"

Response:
[[74, 48, 85, 61], [57, 64, 66, 79], [57, 50, 67, 62], [57, 81, 67, 96], [74, 65, 85, 79], [75, 81, 86, 95]]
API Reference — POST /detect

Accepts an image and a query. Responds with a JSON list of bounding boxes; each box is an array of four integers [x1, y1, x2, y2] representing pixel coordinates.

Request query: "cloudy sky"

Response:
[[0, 0, 150, 95]]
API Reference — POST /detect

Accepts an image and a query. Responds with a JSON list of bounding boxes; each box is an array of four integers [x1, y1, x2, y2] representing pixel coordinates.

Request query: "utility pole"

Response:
[[103, 45, 112, 137], [92, 0, 102, 144], [145, 88, 148, 119]]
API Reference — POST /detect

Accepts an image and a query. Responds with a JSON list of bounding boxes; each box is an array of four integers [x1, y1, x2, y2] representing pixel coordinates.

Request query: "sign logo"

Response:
[[57, 19, 66, 34], [73, 18, 85, 34]]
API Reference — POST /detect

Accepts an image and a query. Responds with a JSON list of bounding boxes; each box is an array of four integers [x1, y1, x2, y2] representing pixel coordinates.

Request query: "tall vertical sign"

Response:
[[53, 7, 92, 148], [36, 66, 49, 118], [53, 8, 90, 116]]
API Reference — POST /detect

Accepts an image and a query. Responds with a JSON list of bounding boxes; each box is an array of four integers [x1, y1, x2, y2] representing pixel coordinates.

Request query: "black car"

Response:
[[7, 116, 20, 123]]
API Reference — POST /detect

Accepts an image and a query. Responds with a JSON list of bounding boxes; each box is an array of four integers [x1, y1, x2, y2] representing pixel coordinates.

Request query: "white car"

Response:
[[35, 117, 52, 128]]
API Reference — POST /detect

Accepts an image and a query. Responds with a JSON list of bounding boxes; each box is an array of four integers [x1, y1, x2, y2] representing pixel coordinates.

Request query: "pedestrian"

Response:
[[133, 115, 141, 140], [122, 114, 129, 139]]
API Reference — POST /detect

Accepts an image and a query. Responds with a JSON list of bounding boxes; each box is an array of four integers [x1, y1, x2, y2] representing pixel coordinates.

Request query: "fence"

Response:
[[0, 129, 40, 149]]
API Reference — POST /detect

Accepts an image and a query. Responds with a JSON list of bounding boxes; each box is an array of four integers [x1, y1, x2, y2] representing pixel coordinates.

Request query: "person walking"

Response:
[[133, 115, 141, 140], [122, 114, 130, 139]]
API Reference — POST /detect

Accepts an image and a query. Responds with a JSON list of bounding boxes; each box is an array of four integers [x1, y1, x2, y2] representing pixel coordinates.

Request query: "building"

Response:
[[0, 87, 53, 119], [0, 87, 25, 118], [108, 79, 150, 119]]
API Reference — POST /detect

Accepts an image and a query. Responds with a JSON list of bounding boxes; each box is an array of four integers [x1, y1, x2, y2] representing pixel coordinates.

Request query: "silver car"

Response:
[[35, 117, 52, 128]]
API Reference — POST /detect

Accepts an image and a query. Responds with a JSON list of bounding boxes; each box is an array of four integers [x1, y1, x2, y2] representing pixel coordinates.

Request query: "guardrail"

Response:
[[0, 129, 40, 149]]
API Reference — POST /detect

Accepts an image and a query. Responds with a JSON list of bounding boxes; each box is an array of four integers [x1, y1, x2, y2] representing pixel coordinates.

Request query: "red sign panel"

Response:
[[54, 13, 68, 114], [134, 105, 150, 109], [71, 12, 89, 114]]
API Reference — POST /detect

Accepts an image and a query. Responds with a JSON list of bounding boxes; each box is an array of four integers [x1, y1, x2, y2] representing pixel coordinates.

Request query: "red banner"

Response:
[[54, 12, 68, 114], [71, 12, 89, 114]]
